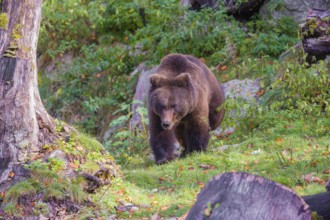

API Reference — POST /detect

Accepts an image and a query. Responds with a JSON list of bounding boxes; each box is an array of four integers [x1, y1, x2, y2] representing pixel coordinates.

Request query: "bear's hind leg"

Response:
[[208, 96, 225, 131]]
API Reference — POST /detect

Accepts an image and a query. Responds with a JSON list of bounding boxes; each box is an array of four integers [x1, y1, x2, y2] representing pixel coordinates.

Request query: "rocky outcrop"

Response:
[[130, 63, 157, 129], [260, 0, 330, 24]]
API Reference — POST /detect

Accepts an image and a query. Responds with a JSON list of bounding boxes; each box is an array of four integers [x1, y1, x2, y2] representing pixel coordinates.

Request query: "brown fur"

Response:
[[148, 53, 225, 164]]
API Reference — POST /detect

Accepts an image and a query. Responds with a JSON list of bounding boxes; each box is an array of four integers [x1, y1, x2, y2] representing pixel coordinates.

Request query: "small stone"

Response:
[[151, 188, 158, 193]]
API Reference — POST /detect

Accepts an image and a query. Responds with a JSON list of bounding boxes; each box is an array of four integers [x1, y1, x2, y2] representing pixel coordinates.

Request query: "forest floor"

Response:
[[86, 110, 330, 219]]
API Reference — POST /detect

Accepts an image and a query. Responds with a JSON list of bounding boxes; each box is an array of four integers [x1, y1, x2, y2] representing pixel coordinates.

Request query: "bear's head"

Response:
[[148, 72, 196, 130]]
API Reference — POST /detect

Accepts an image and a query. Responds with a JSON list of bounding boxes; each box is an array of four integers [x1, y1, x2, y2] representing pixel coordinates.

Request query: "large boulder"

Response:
[[130, 63, 157, 130], [223, 78, 261, 102], [260, 0, 330, 24]]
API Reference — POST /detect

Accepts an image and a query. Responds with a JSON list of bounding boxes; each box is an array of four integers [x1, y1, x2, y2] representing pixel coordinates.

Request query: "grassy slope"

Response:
[[92, 111, 330, 219]]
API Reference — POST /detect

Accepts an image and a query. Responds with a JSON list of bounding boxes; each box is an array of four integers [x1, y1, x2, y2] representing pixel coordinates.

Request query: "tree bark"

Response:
[[0, 0, 56, 192]]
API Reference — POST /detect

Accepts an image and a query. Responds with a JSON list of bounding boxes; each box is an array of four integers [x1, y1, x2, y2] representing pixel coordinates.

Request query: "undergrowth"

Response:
[[39, 0, 299, 137]]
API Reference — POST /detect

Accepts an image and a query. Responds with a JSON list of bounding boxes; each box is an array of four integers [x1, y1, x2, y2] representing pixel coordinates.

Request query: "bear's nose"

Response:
[[162, 121, 170, 129]]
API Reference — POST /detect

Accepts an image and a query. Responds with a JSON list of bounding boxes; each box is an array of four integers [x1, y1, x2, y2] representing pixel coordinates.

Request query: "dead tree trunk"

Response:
[[0, 0, 56, 192], [301, 9, 330, 63], [187, 172, 311, 220]]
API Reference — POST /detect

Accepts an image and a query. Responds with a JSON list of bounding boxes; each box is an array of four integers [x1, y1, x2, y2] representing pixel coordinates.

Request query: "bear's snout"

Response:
[[161, 121, 171, 129]]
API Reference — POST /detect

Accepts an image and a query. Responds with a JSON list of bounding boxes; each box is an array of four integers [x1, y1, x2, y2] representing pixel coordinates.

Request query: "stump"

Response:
[[186, 172, 311, 220], [224, 0, 265, 19], [301, 9, 330, 63]]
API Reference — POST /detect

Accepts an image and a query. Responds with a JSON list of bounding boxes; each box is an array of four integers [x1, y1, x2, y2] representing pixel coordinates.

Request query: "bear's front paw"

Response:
[[156, 158, 168, 165]]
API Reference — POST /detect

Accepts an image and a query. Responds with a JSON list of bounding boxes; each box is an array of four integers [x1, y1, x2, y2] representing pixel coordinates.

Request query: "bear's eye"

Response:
[[171, 104, 176, 109]]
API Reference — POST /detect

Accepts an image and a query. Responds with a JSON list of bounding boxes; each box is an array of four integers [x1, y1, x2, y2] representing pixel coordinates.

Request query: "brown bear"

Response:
[[148, 53, 225, 164]]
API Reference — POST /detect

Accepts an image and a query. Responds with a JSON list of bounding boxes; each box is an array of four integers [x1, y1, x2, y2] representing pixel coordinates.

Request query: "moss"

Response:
[[3, 180, 37, 204], [73, 132, 104, 151], [12, 23, 23, 39], [0, 12, 8, 30]]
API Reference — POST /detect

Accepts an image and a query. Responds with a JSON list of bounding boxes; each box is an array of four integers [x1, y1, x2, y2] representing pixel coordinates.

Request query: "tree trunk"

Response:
[[186, 172, 311, 220], [0, 0, 56, 192]]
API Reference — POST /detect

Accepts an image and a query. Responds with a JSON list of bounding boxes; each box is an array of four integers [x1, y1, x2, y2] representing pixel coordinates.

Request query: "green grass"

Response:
[[91, 110, 330, 219]]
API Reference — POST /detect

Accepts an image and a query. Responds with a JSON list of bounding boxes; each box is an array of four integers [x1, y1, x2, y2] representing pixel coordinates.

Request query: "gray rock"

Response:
[[213, 143, 240, 152], [45, 149, 68, 164], [260, 0, 330, 24], [215, 78, 261, 135], [130, 64, 157, 129], [38, 52, 74, 80], [279, 43, 304, 63], [223, 78, 261, 102], [44, 150, 75, 178]]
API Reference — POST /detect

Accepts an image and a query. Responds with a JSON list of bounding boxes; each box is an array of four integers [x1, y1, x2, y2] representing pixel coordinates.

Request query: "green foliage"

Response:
[[39, 0, 105, 58], [68, 177, 87, 204], [264, 0, 285, 12], [133, 7, 246, 65], [32, 202, 49, 216], [40, 44, 137, 135], [39, 0, 300, 137], [3, 180, 37, 204], [243, 16, 299, 57], [105, 103, 150, 166], [261, 60, 330, 114]]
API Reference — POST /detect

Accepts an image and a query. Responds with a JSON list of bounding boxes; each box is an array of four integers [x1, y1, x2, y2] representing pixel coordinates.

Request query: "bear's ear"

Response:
[[174, 72, 192, 88], [149, 74, 167, 88]]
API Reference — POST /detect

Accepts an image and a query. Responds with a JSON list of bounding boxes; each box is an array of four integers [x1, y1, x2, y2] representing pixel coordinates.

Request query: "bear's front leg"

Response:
[[181, 115, 210, 157], [150, 130, 176, 164], [149, 112, 176, 164]]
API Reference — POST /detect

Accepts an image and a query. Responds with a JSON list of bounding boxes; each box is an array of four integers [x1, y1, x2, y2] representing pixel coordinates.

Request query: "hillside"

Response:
[[0, 0, 329, 219]]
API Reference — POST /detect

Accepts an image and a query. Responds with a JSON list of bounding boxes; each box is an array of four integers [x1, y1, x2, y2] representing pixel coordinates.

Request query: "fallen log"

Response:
[[187, 172, 316, 220], [301, 9, 330, 63]]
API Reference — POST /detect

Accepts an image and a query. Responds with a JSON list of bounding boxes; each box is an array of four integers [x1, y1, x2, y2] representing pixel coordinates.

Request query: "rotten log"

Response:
[[301, 9, 330, 63], [186, 172, 311, 220], [224, 0, 265, 19]]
